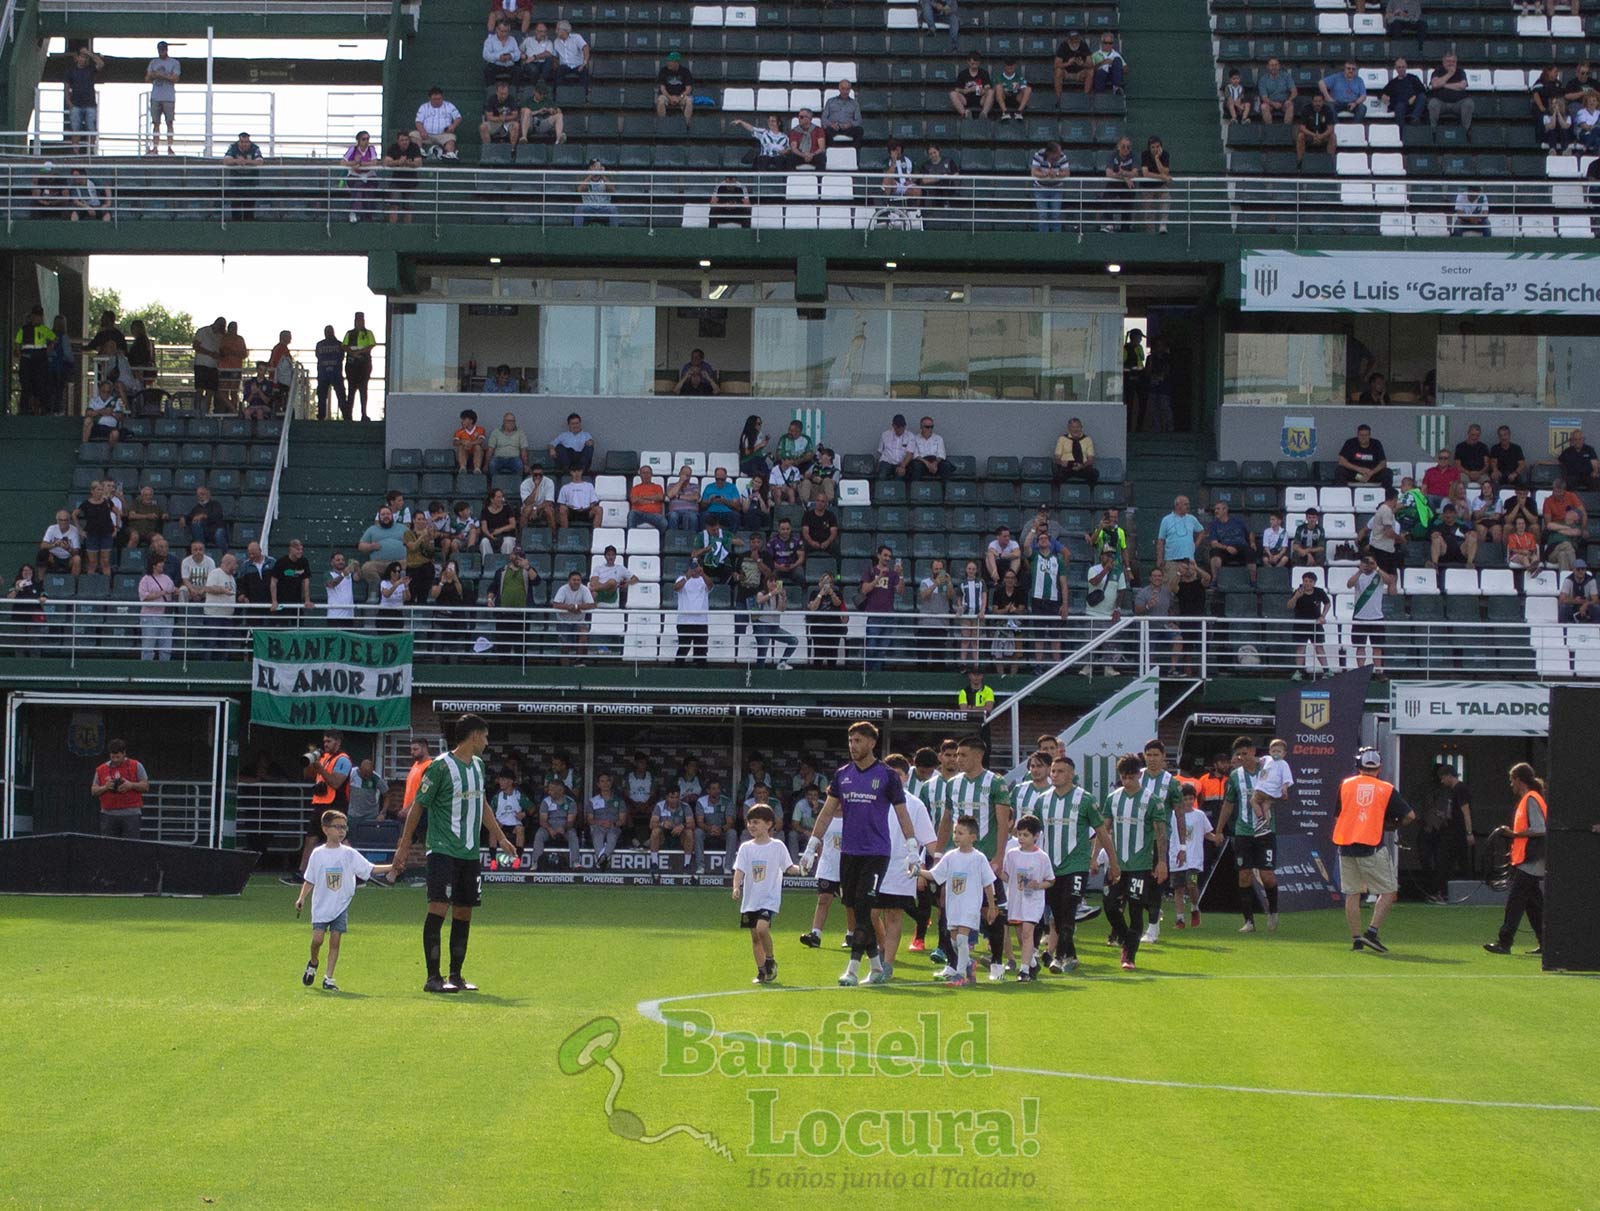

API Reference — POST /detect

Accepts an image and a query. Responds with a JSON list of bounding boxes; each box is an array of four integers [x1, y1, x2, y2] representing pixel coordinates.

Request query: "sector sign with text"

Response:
[[1242, 250, 1600, 314]]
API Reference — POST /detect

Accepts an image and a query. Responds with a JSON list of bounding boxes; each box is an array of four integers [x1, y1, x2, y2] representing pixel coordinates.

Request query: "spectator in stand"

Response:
[[552, 20, 591, 100], [313, 325, 347, 419], [655, 52, 694, 128], [1427, 52, 1473, 135], [859, 545, 903, 670], [628, 465, 667, 531], [1031, 141, 1070, 233], [1336, 423, 1393, 487], [81, 375, 125, 447], [877, 413, 917, 479], [800, 446, 837, 503], [38, 508, 82, 575], [676, 359, 718, 395], [679, 348, 719, 392], [187, 485, 228, 551], [402, 513, 438, 605], [921, 0, 960, 49], [358, 505, 409, 585], [521, 20, 556, 87], [124, 486, 163, 553], [519, 466, 556, 533], [744, 472, 775, 533], [1383, 57, 1427, 125], [1532, 64, 1571, 151], [769, 518, 805, 586], [802, 495, 839, 558], [222, 134, 266, 223], [1255, 57, 1297, 123], [950, 53, 995, 120], [270, 538, 312, 619], [908, 416, 952, 482], [881, 141, 919, 203], [383, 130, 422, 224], [1448, 183, 1489, 236], [1102, 136, 1138, 233], [1422, 448, 1460, 505], [673, 561, 712, 666], [63, 46, 105, 150], [1224, 69, 1251, 123], [1565, 59, 1596, 106], [138, 554, 178, 660], [520, 81, 567, 145], [200, 552, 238, 656], [1558, 427, 1599, 490], [74, 482, 117, 576], [65, 167, 107, 222], [414, 86, 462, 159], [1292, 507, 1326, 565], [774, 418, 815, 480], [1054, 29, 1092, 100], [994, 57, 1032, 120], [1156, 495, 1205, 583], [180, 540, 215, 605], [1205, 501, 1257, 587], [665, 465, 701, 531], [916, 143, 960, 209], [488, 0, 532, 35], [985, 524, 1022, 583], [549, 412, 595, 473], [709, 174, 752, 227], [558, 466, 602, 528], [821, 80, 863, 143], [1502, 484, 1541, 542], [1543, 476, 1587, 533], [551, 569, 596, 663], [485, 548, 539, 653], [235, 542, 273, 608], [1295, 92, 1337, 164], [1506, 514, 1541, 574], [1091, 33, 1127, 94], [325, 551, 356, 622], [731, 115, 793, 171], [1051, 417, 1099, 487], [787, 109, 825, 170], [1471, 480, 1504, 544], [1024, 536, 1069, 666], [1366, 0, 1427, 47], [1260, 512, 1290, 569], [1559, 561, 1598, 622], [483, 17, 523, 84], [1140, 134, 1173, 233], [574, 160, 618, 226], [145, 42, 180, 155], [486, 413, 529, 475], [1320, 60, 1368, 120], [454, 409, 487, 473], [191, 316, 225, 412], [1479, 426, 1527, 489], [751, 575, 798, 670], [1427, 503, 1478, 569], [1289, 572, 1332, 680], [1361, 486, 1403, 574], [480, 80, 523, 145], [1572, 89, 1600, 152]]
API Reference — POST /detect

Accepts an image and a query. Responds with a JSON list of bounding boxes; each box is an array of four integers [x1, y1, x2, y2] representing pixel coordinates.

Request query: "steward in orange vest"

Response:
[[1335, 748, 1415, 954], [1484, 763, 1547, 955]]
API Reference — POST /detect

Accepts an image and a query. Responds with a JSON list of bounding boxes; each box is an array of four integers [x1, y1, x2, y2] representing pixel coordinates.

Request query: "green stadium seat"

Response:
[[1223, 592, 1259, 618], [948, 455, 978, 480], [188, 418, 219, 439], [219, 417, 251, 440], [77, 573, 110, 599], [839, 506, 875, 530], [79, 441, 111, 464], [1205, 460, 1239, 484], [248, 446, 277, 467], [841, 532, 876, 559], [908, 481, 943, 504], [986, 456, 1020, 480], [841, 454, 876, 477], [876, 481, 906, 504], [175, 468, 204, 492], [1020, 483, 1052, 508], [1097, 457, 1125, 482], [1243, 487, 1276, 512], [1058, 483, 1091, 507], [1020, 457, 1053, 482], [71, 466, 103, 490], [908, 506, 944, 532], [1240, 460, 1275, 483], [390, 448, 423, 469], [112, 573, 142, 601], [1275, 461, 1310, 483], [213, 443, 246, 466], [423, 449, 456, 470], [112, 443, 145, 465], [557, 529, 590, 553], [420, 473, 455, 496], [603, 450, 640, 474], [209, 469, 241, 493], [876, 506, 908, 532], [245, 469, 273, 493], [981, 482, 1017, 505], [43, 574, 74, 598], [945, 481, 978, 505]]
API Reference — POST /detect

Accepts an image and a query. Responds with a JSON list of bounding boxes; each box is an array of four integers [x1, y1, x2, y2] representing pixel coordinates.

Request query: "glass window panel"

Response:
[[539, 305, 599, 395], [890, 284, 964, 303], [549, 279, 600, 299], [887, 310, 968, 398], [751, 308, 810, 396], [827, 283, 887, 303], [812, 308, 889, 397], [759, 280, 795, 301], [1545, 337, 1600, 411], [598, 306, 656, 396], [1095, 313, 1122, 400], [1435, 334, 1542, 409], [967, 286, 1041, 306], [444, 276, 492, 298], [497, 277, 540, 299], [391, 304, 458, 393], [968, 311, 1042, 399], [1042, 314, 1093, 401], [1223, 333, 1342, 406], [654, 279, 703, 300], [601, 280, 652, 300]]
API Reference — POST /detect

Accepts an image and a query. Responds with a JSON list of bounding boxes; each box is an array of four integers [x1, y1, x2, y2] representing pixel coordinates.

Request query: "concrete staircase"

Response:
[[0, 416, 85, 577], [1117, 0, 1226, 174]]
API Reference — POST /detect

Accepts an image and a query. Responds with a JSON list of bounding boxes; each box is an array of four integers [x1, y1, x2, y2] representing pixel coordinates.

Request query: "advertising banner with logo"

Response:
[[252, 631, 413, 732], [1272, 668, 1373, 910], [1242, 250, 1600, 315], [1389, 681, 1550, 735]]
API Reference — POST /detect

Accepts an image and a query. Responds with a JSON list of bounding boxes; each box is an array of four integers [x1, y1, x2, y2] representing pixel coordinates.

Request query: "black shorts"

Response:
[[1296, 621, 1323, 645], [875, 891, 919, 912], [817, 877, 840, 895], [740, 908, 774, 929], [1234, 833, 1277, 871], [1352, 620, 1384, 647], [425, 852, 483, 908], [837, 853, 889, 913], [1109, 868, 1159, 910], [307, 798, 338, 838], [1048, 872, 1088, 921], [194, 365, 219, 391], [1213, 547, 1256, 567], [1371, 547, 1402, 574]]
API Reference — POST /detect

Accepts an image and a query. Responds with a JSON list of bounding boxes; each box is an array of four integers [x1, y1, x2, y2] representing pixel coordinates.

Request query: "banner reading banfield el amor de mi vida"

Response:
[[252, 630, 413, 732], [1242, 250, 1600, 315]]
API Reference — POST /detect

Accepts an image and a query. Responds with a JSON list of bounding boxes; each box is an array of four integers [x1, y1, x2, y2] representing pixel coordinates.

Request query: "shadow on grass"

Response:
[[1367, 951, 1467, 966]]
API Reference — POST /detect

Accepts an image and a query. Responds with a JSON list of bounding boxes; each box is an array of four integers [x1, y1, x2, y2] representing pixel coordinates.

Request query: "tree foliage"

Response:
[[88, 287, 197, 345]]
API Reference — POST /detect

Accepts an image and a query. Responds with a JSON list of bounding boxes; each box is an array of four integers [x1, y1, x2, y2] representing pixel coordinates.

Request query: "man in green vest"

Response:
[[341, 310, 378, 421], [13, 306, 54, 416]]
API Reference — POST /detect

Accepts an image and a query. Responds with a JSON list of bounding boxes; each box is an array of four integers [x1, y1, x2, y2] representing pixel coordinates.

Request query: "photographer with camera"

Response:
[[290, 732, 351, 884], [92, 739, 150, 839]]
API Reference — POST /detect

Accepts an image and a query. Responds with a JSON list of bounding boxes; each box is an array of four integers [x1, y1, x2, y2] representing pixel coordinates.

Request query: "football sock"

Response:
[[955, 933, 970, 973], [449, 917, 470, 976], [1241, 896, 1255, 923], [845, 958, 861, 978], [1364, 925, 1380, 939], [423, 911, 445, 980], [1104, 900, 1128, 945], [869, 955, 883, 974], [1126, 907, 1145, 961], [1266, 884, 1280, 914]]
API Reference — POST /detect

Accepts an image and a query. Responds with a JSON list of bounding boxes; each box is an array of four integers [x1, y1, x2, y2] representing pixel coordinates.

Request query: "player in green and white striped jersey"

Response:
[[1208, 735, 1280, 934], [940, 735, 1013, 981], [1139, 739, 1190, 943], [1101, 752, 1168, 972], [393, 713, 518, 995], [1036, 753, 1115, 973], [1010, 750, 1054, 817], [903, 747, 947, 954]]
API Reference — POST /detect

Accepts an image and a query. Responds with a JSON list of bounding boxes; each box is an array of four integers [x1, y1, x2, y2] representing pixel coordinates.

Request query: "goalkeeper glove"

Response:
[[800, 836, 821, 875]]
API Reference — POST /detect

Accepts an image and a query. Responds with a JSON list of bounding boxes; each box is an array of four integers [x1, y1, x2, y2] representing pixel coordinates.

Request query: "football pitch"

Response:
[[1, 882, 1594, 1210]]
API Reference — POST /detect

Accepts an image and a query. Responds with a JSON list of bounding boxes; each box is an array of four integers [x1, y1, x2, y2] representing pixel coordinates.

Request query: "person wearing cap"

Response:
[[1333, 748, 1416, 954], [574, 160, 617, 226], [1558, 560, 1599, 622], [222, 131, 263, 221], [877, 414, 917, 480], [1053, 29, 1091, 100], [655, 51, 694, 127], [551, 19, 591, 100], [146, 41, 181, 155]]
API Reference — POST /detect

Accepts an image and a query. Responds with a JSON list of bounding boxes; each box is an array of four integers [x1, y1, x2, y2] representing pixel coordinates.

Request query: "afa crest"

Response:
[[1281, 416, 1316, 460], [66, 710, 105, 758], [1299, 690, 1331, 730]]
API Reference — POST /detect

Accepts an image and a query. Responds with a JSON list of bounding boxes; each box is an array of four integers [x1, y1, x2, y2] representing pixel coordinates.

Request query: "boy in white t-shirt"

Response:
[[1002, 815, 1054, 981], [1253, 738, 1295, 832], [1168, 785, 1210, 930], [732, 805, 799, 985], [917, 814, 998, 986], [294, 809, 393, 991], [799, 813, 845, 949]]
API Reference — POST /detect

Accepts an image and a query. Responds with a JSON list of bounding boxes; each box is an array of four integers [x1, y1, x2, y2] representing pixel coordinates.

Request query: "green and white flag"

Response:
[[791, 407, 824, 448], [1004, 671, 1159, 798], [1417, 413, 1449, 457], [251, 629, 413, 732]]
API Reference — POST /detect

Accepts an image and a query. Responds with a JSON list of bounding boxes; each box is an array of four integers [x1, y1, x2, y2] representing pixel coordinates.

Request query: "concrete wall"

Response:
[[385, 394, 1129, 467], [1218, 405, 1600, 468]]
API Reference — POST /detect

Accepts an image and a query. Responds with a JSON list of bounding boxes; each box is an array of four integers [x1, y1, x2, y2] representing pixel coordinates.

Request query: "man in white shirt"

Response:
[[414, 86, 462, 159], [202, 552, 238, 658], [180, 540, 216, 603], [552, 20, 591, 99], [482, 17, 523, 84], [876, 413, 917, 479], [907, 415, 952, 482], [521, 20, 557, 86], [38, 510, 82, 573], [557, 466, 601, 527], [551, 570, 595, 664], [548, 412, 596, 473], [325, 551, 356, 621], [588, 544, 639, 608], [984, 525, 1021, 582], [519, 465, 557, 532], [1346, 553, 1396, 677]]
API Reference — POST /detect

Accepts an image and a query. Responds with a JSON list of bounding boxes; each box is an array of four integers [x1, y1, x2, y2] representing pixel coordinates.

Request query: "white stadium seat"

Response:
[[673, 451, 708, 476], [838, 478, 872, 505], [1443, 568, 1480, 595], [1370, 153, 1406, 176], [755, 86, 788, 111], [706, 452, 740, 475], [1479, 569, 1518, 596], [784, 173, 819, 200], [1517, 15, 1550, 37], [1317, 13, 1352, 34], [824, 61, 858, 84], [591, 526, 627, 555], [1379, 213, 1412, 237], [599, 500, 628, 529], [1367, 123, 1402, 148], [1352, 12, 1383, 34], [1323, 513, 1357, 539], [725, 5, 756, 27], [791, 61, 824, 83], [1526, 570, 1560, 597], [817, 205, 854, 228], [1339, 125, 1369, 150], [789, 87, 823, 111], [721, 87, 755, 112], [886, 7, 918, 27], [1352, 486, 1386, 512], [594, 475, 628, 502], [825, 145, 859, 170], [640, 450, 673, 475], [757, 60, 790, 82], [1493, 69, 1529, 91], [1335, 152, 1370, 176], [628, 554, 660, 582], [690, 5, 724, 26], [752, 203, 784, 229], [680, 202, 710, 228], [1318, 487, 1354, 512], [1284, 486, 1318, 513], [629, 582, 662, 610], [1553, 15, 1583, 36], [784, 204, 819, 228], [1402, 569, 1439, 596]]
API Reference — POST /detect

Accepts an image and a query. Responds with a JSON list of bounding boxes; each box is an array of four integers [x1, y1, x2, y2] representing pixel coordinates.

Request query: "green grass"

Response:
[[0, 882, 1594, 1210]]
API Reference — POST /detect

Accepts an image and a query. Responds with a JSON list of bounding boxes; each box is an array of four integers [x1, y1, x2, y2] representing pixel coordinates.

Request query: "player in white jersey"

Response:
[[902, 746, 945, 952], [798, 814, 845, 948], [873, 754, 939, 979]]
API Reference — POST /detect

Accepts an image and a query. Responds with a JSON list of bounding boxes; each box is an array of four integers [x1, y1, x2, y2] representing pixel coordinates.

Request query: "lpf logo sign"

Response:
[[1298, 690, 1331, 731]]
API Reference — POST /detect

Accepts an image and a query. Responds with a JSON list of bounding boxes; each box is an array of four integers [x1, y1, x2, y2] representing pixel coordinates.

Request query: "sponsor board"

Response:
[[1390, 681, 1551, 735], [483, 871, 811, 889], [1243, 250, 1600, 315], [434, 700, 984, 723]]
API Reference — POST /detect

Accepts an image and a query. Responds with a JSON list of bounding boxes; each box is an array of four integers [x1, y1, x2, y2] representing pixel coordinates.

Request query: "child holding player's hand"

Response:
[[732, 805, 800, 985], [916, 814, 998, 986], [295, 809, 393, 992]]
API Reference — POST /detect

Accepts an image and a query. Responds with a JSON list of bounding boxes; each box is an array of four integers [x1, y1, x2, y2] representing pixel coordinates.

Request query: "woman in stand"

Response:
[[737, 414, 769, 477], [731, 115, 791, 171], [343, 130, 380, 221], [806, 570, 847, 668], [377, 560, 408, 632], [429, 557, 470, 658]]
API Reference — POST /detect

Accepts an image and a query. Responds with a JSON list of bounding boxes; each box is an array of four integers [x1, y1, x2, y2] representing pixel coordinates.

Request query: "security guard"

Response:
[[957, 667, 995, 751], [1483, 762, 1547, 955], [12, 306, 55, 415], [1333, 747, 1416, 954]]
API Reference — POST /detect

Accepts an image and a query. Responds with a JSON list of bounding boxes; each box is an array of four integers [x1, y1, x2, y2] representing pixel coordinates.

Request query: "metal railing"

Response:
[[259, 372, 297, 552], [141, 779, 212, 844], [1, 162, 1592, 239], [39, 0, 396, 15], [234, 780, 317, 850], [1, 600, 1592, 682]]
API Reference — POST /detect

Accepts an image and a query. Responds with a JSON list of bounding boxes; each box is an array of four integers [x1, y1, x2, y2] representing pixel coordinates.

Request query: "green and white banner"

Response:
[[1242, 250, 1600, 315], [1390, 680, 1550, 736], [251, 630, 413, 732], [1006, 672, 1159, 796]]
